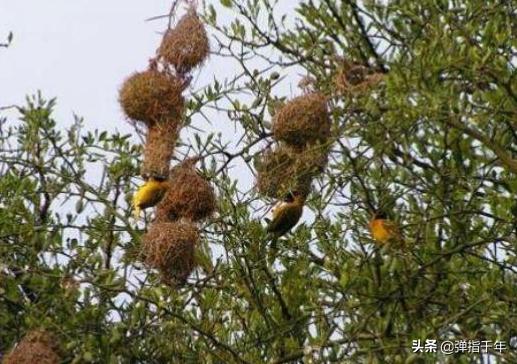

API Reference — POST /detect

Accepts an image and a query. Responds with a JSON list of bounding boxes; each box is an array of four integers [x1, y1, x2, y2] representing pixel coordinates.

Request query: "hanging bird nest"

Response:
[[155, 159, 216, 222], [141, 220, 198, 286], [3, 330, 60, 364], [334, 61, 384, 95], [158, 9, 209, 73], [255, 144, 329, 199], [141, 121, 179, 179], [272, 93, 330, 147], [119, 69, 185, 125]]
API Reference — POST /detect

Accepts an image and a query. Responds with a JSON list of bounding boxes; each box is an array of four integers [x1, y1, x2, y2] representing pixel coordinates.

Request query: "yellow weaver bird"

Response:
[[132, 177, 169, 218], [368, 210, 403, 245], [266, 192, 305, 238]]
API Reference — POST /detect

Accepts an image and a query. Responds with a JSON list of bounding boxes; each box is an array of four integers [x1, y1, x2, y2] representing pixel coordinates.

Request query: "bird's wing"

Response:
[[137, 184, 167, 210], [266, 206, 289, 233], [384, 220, 401, 236], [271, 201, 287, 218], [384, 220, 404, 245], [267, 205, 302, 236]]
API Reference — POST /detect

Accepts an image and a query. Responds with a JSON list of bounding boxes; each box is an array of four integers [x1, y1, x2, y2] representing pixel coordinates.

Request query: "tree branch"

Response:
[[445, 116, 517, 174]]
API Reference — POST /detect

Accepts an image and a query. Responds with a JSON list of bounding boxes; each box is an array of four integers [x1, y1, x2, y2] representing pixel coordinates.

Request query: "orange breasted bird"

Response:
[[266, 192, 305, 238], [132, 177, 169, 218], [368, 210, 403, 245]]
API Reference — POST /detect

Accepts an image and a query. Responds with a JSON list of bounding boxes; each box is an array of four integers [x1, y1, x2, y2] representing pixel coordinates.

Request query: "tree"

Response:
[[1, 0, 516, 363]]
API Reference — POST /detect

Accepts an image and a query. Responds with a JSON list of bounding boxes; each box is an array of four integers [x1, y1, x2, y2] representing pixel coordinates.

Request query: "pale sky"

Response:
[[1, 1, 208, 130], [0, 0, 299, 129], [1, 1, 301, 185]]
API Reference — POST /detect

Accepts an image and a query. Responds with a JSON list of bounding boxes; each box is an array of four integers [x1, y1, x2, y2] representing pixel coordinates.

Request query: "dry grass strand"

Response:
[[141, 120, 179, 179]]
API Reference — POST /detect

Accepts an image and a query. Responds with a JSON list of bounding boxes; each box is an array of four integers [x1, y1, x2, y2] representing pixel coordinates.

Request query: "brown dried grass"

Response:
[[272, 93, 330, 147], [3, 330, 60, 364], [255, 144, 329, 199], [159, 10, 209, 73], [141, 221, 198, 286], [155, 160, 216, 222], [141, 121, 179, 179], [119, 69, 185, 125]]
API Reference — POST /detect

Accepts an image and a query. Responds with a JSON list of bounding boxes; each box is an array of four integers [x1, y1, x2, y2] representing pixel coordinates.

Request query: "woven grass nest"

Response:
[[141, 220, 198, 286], [272, 93, 330, 147], [3, 330, 60, 364], [255, 144, 329, 199], [158, 10, 209, 73], [155, 159, 216, 222], [334, 62, 384, 94], [119, 69, 185, 125], [141, 121, 179, 179]]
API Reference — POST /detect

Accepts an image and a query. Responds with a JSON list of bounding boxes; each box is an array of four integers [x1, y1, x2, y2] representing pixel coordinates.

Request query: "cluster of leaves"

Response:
[[1, 0, 517, 363]]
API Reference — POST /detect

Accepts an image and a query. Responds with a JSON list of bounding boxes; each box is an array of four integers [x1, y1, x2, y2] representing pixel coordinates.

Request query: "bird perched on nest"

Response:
[[266, 192, 306, 238], [368, 210, 403, 246], [132, 177, 169, 218]]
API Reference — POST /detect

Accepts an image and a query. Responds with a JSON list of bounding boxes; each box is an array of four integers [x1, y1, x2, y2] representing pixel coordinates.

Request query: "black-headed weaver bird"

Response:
[[266, 192, 305, 238], [132, 177, 169, 218], [265, 192, 306, 264], [368, 210, 403, 246]]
